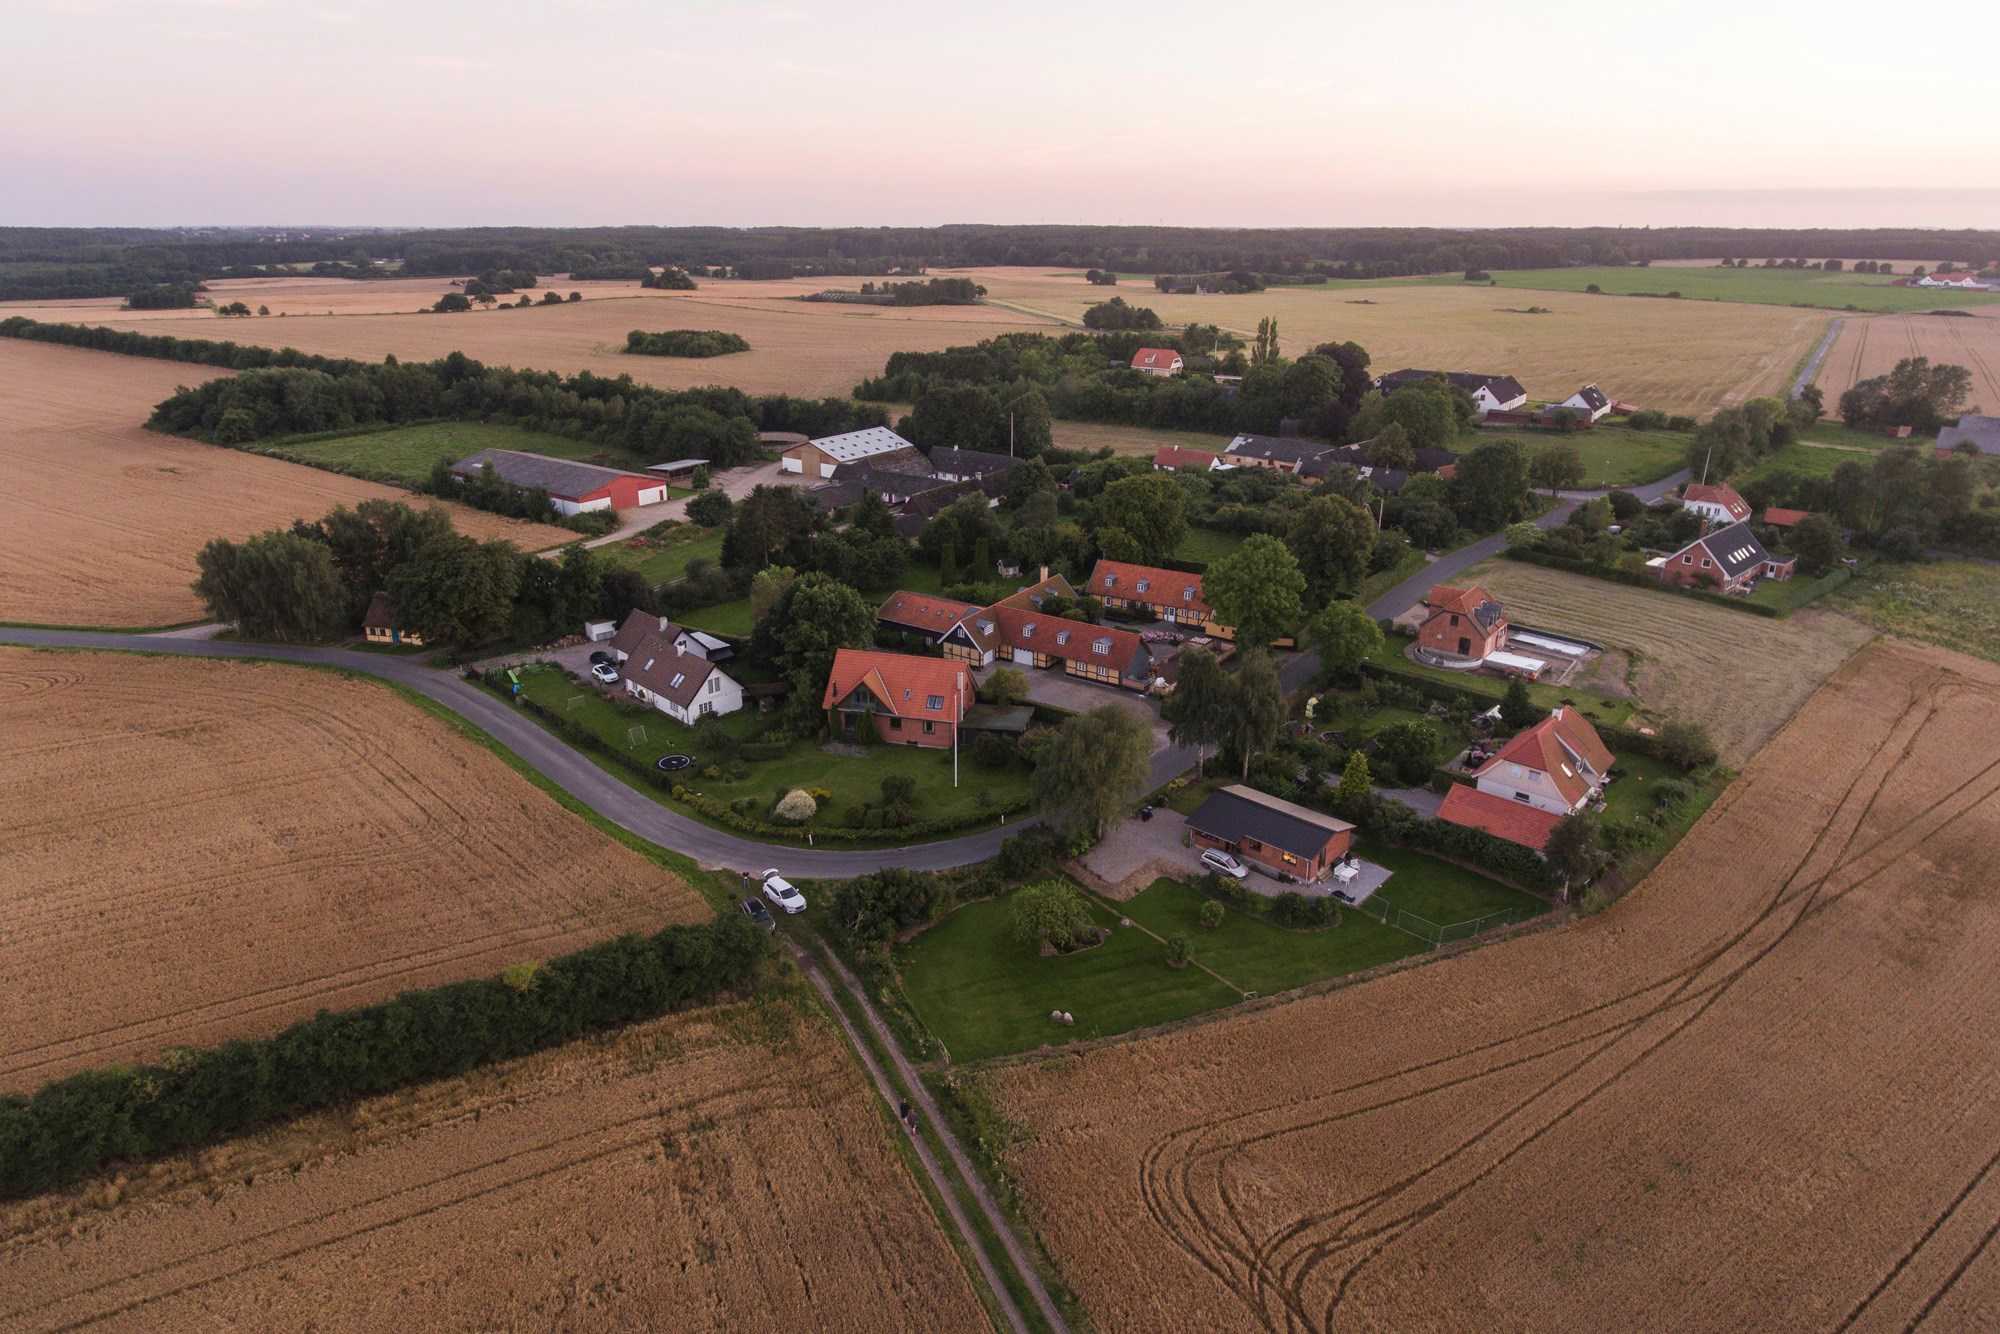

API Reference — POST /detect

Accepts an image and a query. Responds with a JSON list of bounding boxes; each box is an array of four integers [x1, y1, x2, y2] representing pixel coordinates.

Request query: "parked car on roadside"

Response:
[[1200, 849, 1249, 880], [589, 662, 619, 685], [760, 868, 806, 914], [740, 897, 776, 932]]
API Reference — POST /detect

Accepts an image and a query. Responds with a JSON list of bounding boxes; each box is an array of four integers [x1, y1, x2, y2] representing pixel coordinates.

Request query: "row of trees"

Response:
[[1081, 297, 1163, 330], [1838, 355, 1974, 433]]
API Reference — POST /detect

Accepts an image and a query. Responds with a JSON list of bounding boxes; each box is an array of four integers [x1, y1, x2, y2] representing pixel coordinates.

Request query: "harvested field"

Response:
[[1468, 559, 1875, 762], [69, 274, 1069, 399], [0, 649, 708, 1093], [0, 274, 654, 323], [0, 340, 572, 627], [1812, 307, 2000, 415], [0, 995, 985, 1333], [985, 637, 2000, 1333], [959, 267, 1829, 418]]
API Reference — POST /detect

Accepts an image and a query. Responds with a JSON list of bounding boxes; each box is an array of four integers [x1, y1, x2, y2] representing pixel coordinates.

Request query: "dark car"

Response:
[[588, 650, 614, 667], [740, 897, 776, 932]]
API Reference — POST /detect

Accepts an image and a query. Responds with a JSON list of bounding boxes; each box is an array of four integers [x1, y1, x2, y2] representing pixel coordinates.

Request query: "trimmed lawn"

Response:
[[602, 522, 725, 584], [1360, 844, 1547, 925], [1471, 424, 1689, 488], [1743, 439, 1875, 482], [511, 662, 1032, 833], [679, 598, 755, 638], [1175, 526, 1246, 566], [1363, 639, 1637, 727], [896, 891, 1239, 1062], [271, 421, 641, 483], [1118, 878, 1425, 996], [1484, 266, 2000, 314], [1741, 567, 1852, 614], [1597, 749, 1691, 828]]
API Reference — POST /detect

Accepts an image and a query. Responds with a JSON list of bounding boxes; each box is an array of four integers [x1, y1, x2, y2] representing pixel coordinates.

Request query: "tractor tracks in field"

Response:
[[1135, 667, 2000, 1333]]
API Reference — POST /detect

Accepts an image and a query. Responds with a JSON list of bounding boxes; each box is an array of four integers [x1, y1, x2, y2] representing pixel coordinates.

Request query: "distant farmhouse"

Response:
[[1221, 434, 1340, 476], [1557, 384, 1613, 422], [1911, 273, 1993, 290], [1937, 415, 2000, 457], [1152, 445, 1225, 473], [1130, 347, 1184, 377], [362, 592, 422, 647], [447, 449, 671, 516], [1680, 483, 1753, 526], [781, 426, 925, 480], [1375, 369, 1528, 416]]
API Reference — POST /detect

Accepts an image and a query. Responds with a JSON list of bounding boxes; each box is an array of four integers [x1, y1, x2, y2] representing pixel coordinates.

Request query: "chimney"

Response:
[[1039, 565, 1049, 583]]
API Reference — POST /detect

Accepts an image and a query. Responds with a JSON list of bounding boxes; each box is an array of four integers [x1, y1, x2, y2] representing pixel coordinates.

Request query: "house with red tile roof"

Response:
[[1084, 559, 1231, 637], [1464, 707, 1614, 817], [1655, 521, 1795, 593], [1681, 482, 1752, 526], [875, 591, 983, 643], [1761, 507, 1810, 528], [821, 649, 975, 748], [1152, 445, 1222, 473], [1131, 347, 1184, 376], [1436, 785, 1564, 851], [1416, 584, 1507, 664]]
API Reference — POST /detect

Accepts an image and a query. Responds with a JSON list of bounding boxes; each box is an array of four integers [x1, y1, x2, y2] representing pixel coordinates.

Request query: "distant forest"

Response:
[[5, 224, 2000, 301]]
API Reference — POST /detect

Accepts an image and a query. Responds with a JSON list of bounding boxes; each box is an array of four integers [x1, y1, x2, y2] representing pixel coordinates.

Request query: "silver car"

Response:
[[760, 869, 807, 914]]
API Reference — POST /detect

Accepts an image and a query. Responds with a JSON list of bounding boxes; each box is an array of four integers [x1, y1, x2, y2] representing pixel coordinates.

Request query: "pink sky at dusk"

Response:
[[5, 0, 1996, 229]]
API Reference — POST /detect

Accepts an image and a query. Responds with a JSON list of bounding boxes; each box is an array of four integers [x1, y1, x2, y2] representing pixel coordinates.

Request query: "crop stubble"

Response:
[[0, 650, 708, 1093], [1813, 307, 2000, 416], [0, 999, 986, 1333], [986, 638, 2000, 1332], [1468, 560, 1876, 763], [0, 340, 573, 627]]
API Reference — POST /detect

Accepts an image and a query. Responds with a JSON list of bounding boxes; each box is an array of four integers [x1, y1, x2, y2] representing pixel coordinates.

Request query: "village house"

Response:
[[1680, 482, 1753, 527], [926, 446, 1018, 483], [1187, 785, 1356, 881], [1912, 272, 1993, 290], [1152, 444, 1224, 473], [1375, 369, 1529, 416], [446, 449, 670, 516], [1761, 507, 1811, 530], [821, 648, 974, 748], [1438, 707, 1615, 852], [1936, 415, 2000, 457], [618, 631, 744, 724], [606, 609, 734, 666], [1655, 521, 1796, 593], [780, 426, 924, 479], [362, 591, 422, 647], [1222, 433, 1340, 475], [876, 591, 984, 644], [1130, 347, 1184, 377], [1558, 384, 1614, 422], [1416, 584, 1508, 664], [1085, 559, 1232, 637]]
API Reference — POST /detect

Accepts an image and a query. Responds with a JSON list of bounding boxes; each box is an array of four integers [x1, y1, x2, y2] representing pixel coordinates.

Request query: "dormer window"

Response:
[[1182, 588, 1194, 602], [1021, 623, 1035, 639], [1056, 630, 1070, 646], [1093, 637, 1111, 654], [1136, 579, 1149, 594], [1104, 574, 1117, 588]]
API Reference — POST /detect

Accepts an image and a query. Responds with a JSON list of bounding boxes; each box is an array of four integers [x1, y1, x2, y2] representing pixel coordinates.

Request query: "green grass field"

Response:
[[1359, 845, 1547, 926], [1174, 526, 1247, 566], [896, 890, 1240, 1061], [270, 421, 647, 484], [601, 522, 725, 584], [510, 662, 1032, 835], [1829, 560, 2000, 666], [1480, 266, 2000, 313], [680, 598, 755, 637], [1480, 423, 1690, 488]]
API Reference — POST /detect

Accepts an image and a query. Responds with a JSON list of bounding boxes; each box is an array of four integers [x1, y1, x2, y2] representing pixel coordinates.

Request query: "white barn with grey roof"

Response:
[[781, 426, 923, 479]]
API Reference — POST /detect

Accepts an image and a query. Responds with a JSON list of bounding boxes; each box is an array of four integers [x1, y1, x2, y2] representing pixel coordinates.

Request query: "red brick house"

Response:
[[1085, 559, 1232, 637], [821, 649, 974, 748], [1416, 584, 1508, 663], [1656, 521, 1796, 593], [1187, 785, 1355, 881]]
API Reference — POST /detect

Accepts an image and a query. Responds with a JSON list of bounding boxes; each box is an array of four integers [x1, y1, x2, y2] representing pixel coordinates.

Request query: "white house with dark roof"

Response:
[[619, 630, 743, 723], [1559, 385, 1613, 421], [1375, 369, 1528, 416]]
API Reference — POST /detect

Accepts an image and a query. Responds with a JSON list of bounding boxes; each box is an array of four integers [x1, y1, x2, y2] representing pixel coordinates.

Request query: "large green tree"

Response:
[[192, 530, 346, 642], [753, 572, 876, 719], [1227, 649, 1285, 781], [1031, 705, 1154, 842], [1204, 534, 1305, 646], [1286, 494, 1376, 606], [1528, 444, 1587, 494], [1450, 440, 1530, 532], [1304, 601, 1383, 680], [1161, 647, 1232, 775], [1098, 473, 1188, 564], [387, 535, 522, 647], [721, 485, 819, 571]]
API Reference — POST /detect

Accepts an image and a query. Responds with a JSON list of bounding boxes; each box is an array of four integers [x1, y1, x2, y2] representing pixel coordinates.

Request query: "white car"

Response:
[[760, 868, 806, 914], [589, 662, 619, 685], [1200, 849, 1249, 880]]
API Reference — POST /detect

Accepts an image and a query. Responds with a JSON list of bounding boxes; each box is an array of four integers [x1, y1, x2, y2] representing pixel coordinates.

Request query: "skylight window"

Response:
[[670, 673, 685, 688]]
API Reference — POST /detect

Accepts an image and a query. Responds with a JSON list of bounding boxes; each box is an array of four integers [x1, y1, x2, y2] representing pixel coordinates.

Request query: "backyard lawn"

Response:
[[1356, 844, 1547, 926], [678, 598, 755, 637], [1474, 424, 1689, 488], [509, 662, 1033, 835], [269, 420, 648, 484], [601, 521, 725, 584], [896, 889, 1239, 1062], [1174, 526, 1246, 566]]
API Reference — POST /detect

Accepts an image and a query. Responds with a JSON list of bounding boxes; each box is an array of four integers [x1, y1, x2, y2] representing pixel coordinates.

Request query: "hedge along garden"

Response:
[[0, 915, 766, 1199], [494, 664, 1036, 845]]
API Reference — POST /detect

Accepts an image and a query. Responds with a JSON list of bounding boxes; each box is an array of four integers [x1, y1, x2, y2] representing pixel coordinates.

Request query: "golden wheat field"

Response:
[[985, 638, 2000, 1333], [0, 340, 573, 627], [0, 274, 660, 323], [1813, 307, 2000, 414], [959, 266, 1828, 418], [1467, 560, 1876, 763], [0, 650, 709, 1093], [56, 274, 1069, 398], [0, 996, 985, 1334]]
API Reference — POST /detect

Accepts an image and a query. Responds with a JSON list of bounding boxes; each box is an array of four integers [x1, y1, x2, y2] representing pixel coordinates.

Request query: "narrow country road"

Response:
[[1793, 317, 1844, 399]]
